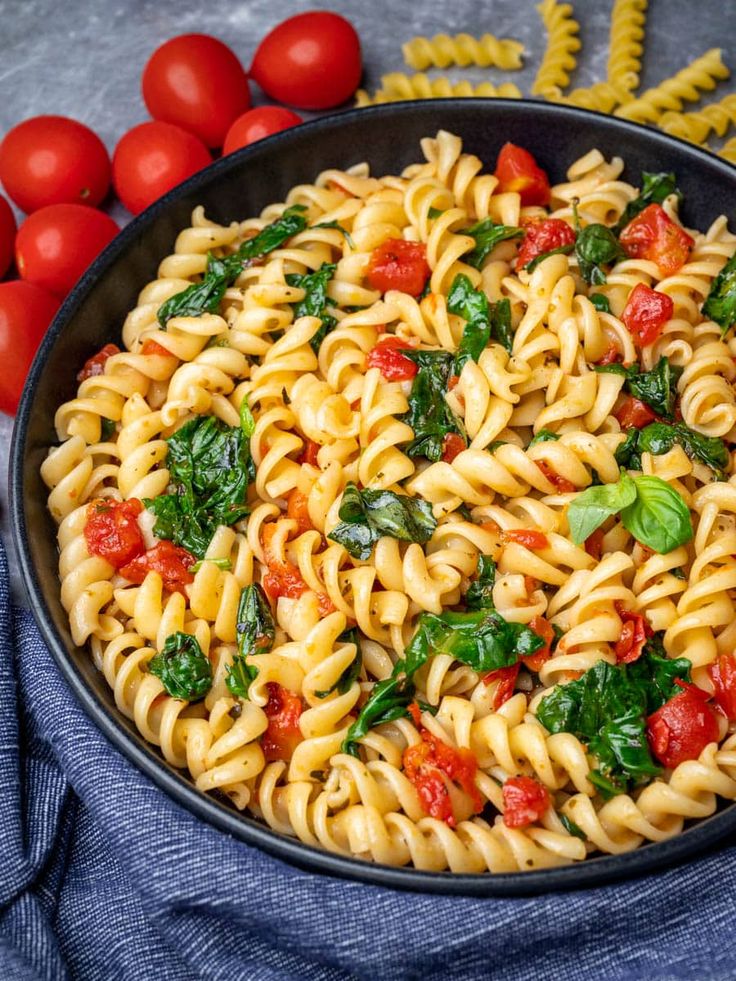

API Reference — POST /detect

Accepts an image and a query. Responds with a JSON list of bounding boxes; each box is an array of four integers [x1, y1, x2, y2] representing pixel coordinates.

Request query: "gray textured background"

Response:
[[1, 0, 735, 599]]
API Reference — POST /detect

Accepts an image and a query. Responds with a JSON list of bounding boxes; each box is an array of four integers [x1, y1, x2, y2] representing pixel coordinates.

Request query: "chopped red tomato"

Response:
[[596, 340, 623, 365], [584, 527, 605, 560], [516, 218, 576, 270], [709, 653, 736, 721], [536, 459, 576, 493], [647, 681, 720, 769], [448, 374, 460, 391], [119, 539, 195, 593], [84, 498, 145, 569], [77, 343, 120, 382], [494, 143, 551, 207], [262, 523, 334, 616], [286, 488, 313, 535], [141, 339, 174, 357], [366, 239, 430, 296], [402, 722, 483, 827], [441, 432, 466, 463], [298, 439, 320, 467], [622, 283, 673, 348], [522, 615, 555, 673], [615, 396, 658, 430], [261, 683, 303, 761], [613, 602, 652, 664], [504, 529, 549, 550], [619, 203, 694, 277], [483, 663, 520, 709], [366, 335, 419, 381], [502, 775, 551, 828]]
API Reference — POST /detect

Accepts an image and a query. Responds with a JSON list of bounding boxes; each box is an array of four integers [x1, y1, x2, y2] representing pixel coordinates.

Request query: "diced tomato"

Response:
[[522, 615, 555, 673], [584, 527, 605, 560], [298, 439, 320, 467], [494, 143, 551, 207], [84, 498, 145, 569], [286, 488, 313, 535], [596, 340, 623, 366], [261, 523, 334, 616], [504, 529, 549, 550], [77, 343, 120, 382], [366, 239, 430, 296], [709, 653, 736, 721], [619, 203, 694, 277], [516, 218, 576, 270], [402, 722, 483, 827], [366, 335, 419, 381], [141, 339, 174, 357], [647, 681, 720, 769], [119, 539, 195, 594], [622, 283, 674, 348], [536, 459, 576, 493], [502, 775, 551, 828], [441, 432, 466, 463], [483, 663, 520, 709], [615, 396, 658, 430], [524, 575, 540, 597], [261, 683, 303, 761], [613, 602, 652, 664], [448, 374, 460, 391]]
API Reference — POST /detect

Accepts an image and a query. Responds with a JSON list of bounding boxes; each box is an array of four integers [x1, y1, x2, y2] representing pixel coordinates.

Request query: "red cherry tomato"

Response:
[[250, 12, 362, 110], [366, 335, 419, 381], [298, 439, 320, 467], [0, 115, 111, 214], [367, 239, 430, 296], [622, 282, 674, 348], [223, 106, 303, 155], [142, 34, 251, 148], [441, 432, 467, 463], [403, 717, 482, 827], [84, 498, 145, 569], [112, 121, 211, 215], [261, 683, 304, 761], [77, 343, 121, 382], [286, 488, 313, 536], [647, 681, 720, 769], [535, 459, 576, 493], [483, 664, 520, 709], [261, 523, 334, 616], [15, 204, 118, 298], [504, 529, 550, 550], [709, 653, 736, 721], [502, 775, 551, 828], [596, 340, 623, 365], [619, 204, 694, 277], [0, 194, 16, 277], [584, 527, 606, 560], [522, 615, 556, 673], [516, 218, 575, 270], [494, 143, 551, 207], [119, 539, 196, 594], [140, 339, 175, 358], [613, 602, 652, 664], [615, 395, 658, 430], [0, 281, 60, 415]]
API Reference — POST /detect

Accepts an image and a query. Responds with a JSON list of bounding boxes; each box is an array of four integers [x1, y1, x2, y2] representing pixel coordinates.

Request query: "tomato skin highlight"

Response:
[[262, 683, 304, 761], [622, 282, 674, 348], [709, 653, 736, 721], [0, 115, 111, 213], [535, 459, 576, 493], [223, 107, 303, 154], [516, 218, 575, 270], [619, 203, 694, 277], [142, 34, 251, 148], [84, 498, 145, 569], [16, 204, 119, 298], [504, 528, 550, 550], [366, 335, 419, 381], [0, 281, 60, 416], [367, 239, 430, 296], [483, 664, 520, 709], [0, 194, 16, 278], [119, 540, 195, 593], [403, 721, 482, 827], [77, 343, 121, 382], [647, 681, 720, 769], [613, 602, 652, 664], [494, 143, 551, 207], [250, 12, 362, 110], [502, 775, 551, 828], [441, 432, 467, 463], [615, 396, 658, 430]]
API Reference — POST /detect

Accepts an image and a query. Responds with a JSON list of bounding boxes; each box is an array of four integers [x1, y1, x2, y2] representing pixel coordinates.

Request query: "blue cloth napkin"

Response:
[[0, 534, 733, 981]]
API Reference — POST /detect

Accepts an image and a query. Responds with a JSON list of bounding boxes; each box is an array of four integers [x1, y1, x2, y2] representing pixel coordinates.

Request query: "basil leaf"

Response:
[[620, 475, 692, 553], [525, 242, 575, 272], [613, 172, 682, 235], [327, 482, 437, 560], [528, 428, 560, 447], [575, 224, 625, 285], [190, 557, 232, 572], [402, 349, 466, 461], [596, 357, 681, 419], [342, 675, 415, 756], [560, 814, 586, 839], [239, 398, 256, 437], [462, 217, 523, 269], [590, 292, 611, 313], [622, 421, 729, 477], [286, 262, 337, 353], [702, 253, 736, 336], [465, 555, 496, 610], [313, 220, 355, 248], [428, 206, 444, 219], [315, 628, 362, 698], [447, 274, 492, 372], [567, 472, 637, 544], [490, 298, 514, 354], [149, 632, 212, 701], [100, 417, 115, 440], [226, 584, 276, 699]]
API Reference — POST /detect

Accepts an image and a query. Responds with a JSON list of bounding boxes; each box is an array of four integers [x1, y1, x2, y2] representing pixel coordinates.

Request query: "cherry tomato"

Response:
[[441, 432, 466, 463], [483, 664, 520, 709], [286, 488, 313, 536], [522, 615, 556, 673], [15, 204, 119, 298], [403, 718, 482, 827], [502, 775, 551, 828], [494, 143, 551, 207], [298, 439, 320, 467], [0, 115, 111, 214], [366, 335, 419, 381], [140, 339, 175, 358], [84, 498, 145, 569], [261, 523, 334, 616], [112, 121, 211, 215], [250, 12, 362, 110], [615, 395, 658, 430], [223, 106, 303, 155], [622, 282, 674, 348], [619, 204, 694, 277], [516, 217, 575, 270], [647, 681, 720, 770], [504, 528, 550, 550], [367, 239, 430, 296], [261, 683, 303, 761], [584, 527, 606, 560], [613, 603, 652, 664], [709, 653, 736, 721], [77, 343, 121, 382], [0, 281, 60, 415], [119, 540, 196, 593], [142, 34, 251, 148], [535, 459, 576, 493], [0, 194, 16, 277], [596, 340, 623, 365]]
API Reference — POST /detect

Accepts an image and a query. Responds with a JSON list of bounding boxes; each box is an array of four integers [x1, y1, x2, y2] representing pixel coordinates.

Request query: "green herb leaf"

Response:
[[239, 398, 256, 437], [596, 356, 682, 419], [328, 482, 437, 560], [528, 428, 560, 447], [567, 472, 637, 544], [149, 632, 212, 701], [560, 814, 586, 839], [461, 218, 523, 270], [315, 627, 362, 698], [312, 220, 355, 249], [447, 273, 492, 372], [100, 417, 115, 440], [589, 292, 611, 313], [620, 474, 693, 553], [342, 675, 415, 756], [226, 583, 275, 699], [615, 421, 729, 477], [402, 349, 467, 461], [286, 262, 338, 353], [428, 206, 444, 219], [489, 297, 514, 354], [575, 224, 626, 285], [613, 172, 682, 235], [465, 555, 496, 610], [702, 253, 736, 336], [526, 242, 575, 272], [190, 557, 232, 572]]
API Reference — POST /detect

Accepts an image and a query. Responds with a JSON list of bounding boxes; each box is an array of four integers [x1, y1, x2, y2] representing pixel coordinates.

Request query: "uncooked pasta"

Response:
[[43, 131, 736, 874]]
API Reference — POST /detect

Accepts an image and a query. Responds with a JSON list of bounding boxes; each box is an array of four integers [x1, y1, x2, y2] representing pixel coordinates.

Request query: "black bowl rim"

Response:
[[10, 97, 736, 897]]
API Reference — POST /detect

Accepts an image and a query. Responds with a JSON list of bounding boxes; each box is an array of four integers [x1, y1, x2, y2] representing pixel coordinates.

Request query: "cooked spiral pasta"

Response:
[[402, 33, 524, 72]]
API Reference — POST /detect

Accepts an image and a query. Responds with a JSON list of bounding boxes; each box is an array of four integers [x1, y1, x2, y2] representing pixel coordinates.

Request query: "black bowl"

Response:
[[11, 99, 736, 895]]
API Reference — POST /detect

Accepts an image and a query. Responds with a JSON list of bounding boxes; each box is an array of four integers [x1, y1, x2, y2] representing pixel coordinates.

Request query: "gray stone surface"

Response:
[[1, 0, 734, 603]]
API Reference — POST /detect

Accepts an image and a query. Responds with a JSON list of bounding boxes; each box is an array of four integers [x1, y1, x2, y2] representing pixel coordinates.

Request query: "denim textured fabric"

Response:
[[0, 535, 734, 981]]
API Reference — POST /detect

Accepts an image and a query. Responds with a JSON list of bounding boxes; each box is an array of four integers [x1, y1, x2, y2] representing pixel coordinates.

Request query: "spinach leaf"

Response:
[[315, 628, 362, 698], [158, 205, 308, 327], [702, 253, 736, 336], [526, 242, 576, 272], [402, 349, 466, 461], [615, 421, 729, 477], [575, 224, 625, 285], [428, 206, 444, 219], [190, 557, 232, 572], [589, 292, 611, 313], [465, 555, 496, 610], [462, 218, 523, 270], [240, 398, 256, 437], [567, 471, 637, 544], [447, 273, 492, 372], [560, 814, 586, 839], [489, 298, 514, 354], [286, 262, 338, 352], [613, 172, 682, 235], [328, 482, 437, 560], [149, 632, 212, 701], [528, 428, 560, 447], [312, 220, 355, 248], [342, 675, 416, 756], [596, 356, 682, 419], [145, 416, 252, 559], [620, 474, 693, 553], [100, 417, 115, 440]]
